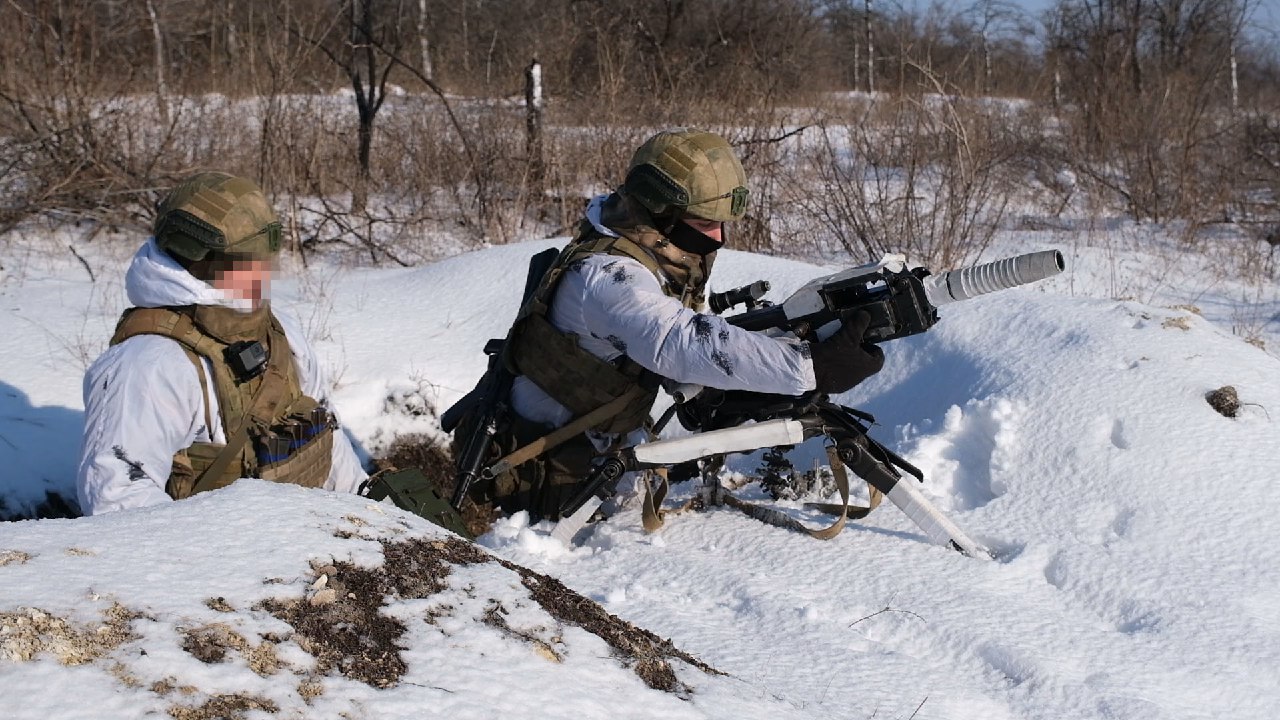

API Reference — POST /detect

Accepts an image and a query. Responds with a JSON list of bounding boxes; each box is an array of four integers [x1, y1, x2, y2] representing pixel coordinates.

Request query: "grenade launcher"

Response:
[[725, 249, 1065, 340]]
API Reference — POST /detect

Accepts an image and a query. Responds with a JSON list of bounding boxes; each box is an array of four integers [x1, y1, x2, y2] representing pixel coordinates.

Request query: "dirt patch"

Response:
[[481, 600, 564, 663], [0, 602, 139, 664], [180, 623, 280, 676], [500, 559, 722, 693], [297, 677, 325, 701], [167, 693, 278, 720], [0, 549, 31, 566], [376, 434, 496, 537], [204, 597, 235, 613], [262, 535, 716, 694], [258, 537, 489, 689]]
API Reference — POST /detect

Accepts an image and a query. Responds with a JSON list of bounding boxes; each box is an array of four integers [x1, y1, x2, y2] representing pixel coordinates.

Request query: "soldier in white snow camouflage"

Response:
[[455, 129, 886, 520], [77, 172, 368, 515]]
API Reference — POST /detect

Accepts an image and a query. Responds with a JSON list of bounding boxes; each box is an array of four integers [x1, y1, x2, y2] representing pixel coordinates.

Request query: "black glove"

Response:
[[810, 310, 885, 394]]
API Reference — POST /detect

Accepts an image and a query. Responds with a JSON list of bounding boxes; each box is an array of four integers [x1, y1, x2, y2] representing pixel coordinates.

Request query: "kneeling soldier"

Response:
[[457, 129, 885, 521]]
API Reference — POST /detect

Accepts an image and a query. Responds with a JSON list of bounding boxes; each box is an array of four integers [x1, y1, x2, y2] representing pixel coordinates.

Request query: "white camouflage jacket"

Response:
[[511, 195, 817, 429], [76, 239, 367, 515]]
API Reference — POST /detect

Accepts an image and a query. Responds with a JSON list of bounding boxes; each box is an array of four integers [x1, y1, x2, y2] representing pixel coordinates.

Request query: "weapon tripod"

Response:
[[556, 389, 990, 558]]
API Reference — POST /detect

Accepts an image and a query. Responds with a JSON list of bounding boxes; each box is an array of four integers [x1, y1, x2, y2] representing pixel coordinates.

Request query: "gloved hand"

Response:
[[810, 310, 885, 394]]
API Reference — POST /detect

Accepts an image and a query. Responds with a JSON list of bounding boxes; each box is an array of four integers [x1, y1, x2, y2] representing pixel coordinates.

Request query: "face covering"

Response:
[[666, 220, 724, 256]]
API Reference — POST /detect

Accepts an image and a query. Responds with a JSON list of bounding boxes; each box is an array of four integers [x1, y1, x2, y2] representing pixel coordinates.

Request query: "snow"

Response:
[[2, 222, 1279, 719]]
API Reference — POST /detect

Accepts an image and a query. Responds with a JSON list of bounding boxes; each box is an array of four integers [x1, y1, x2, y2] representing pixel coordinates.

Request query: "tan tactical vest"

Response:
[[109, 305, 334, 499], [505, 200, 713, 436]]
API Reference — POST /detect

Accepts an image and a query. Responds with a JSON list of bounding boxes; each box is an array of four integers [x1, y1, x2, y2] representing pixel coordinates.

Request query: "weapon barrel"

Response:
[[924, 250, 1064, 307]]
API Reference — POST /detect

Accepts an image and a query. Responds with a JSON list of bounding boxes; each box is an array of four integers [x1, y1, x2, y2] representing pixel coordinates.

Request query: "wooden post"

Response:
[[525, 58, 545, 193], [864, 0, 874, 94], [146, 0, 169, 124]]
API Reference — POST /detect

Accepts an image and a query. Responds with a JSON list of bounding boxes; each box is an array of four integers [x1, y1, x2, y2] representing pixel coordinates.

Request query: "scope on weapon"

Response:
[[709, 280, 770, 314]]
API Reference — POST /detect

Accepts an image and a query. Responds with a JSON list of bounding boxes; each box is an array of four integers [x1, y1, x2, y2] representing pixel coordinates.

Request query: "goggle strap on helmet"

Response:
[[704, 186, 749, 217], [249, 222, 284, 253], [625, 165, 749, 219], [156, 210, 226, 262], [624, 164, 690, 217]]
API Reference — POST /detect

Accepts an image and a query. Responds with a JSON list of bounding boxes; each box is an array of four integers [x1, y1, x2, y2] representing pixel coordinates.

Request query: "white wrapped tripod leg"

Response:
[[632, 419, 806, 465], [550, 420, 806, 545], [882, 479, 989, 558]]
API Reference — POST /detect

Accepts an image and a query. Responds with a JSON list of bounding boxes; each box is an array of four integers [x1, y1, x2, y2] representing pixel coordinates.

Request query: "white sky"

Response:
[[2, 213, 1278, 718], [1015, 0, 1280, 36]]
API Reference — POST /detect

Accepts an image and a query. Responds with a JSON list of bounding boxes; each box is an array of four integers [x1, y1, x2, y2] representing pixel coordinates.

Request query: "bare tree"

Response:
[[1047, 0, 1253, 221], [865, 0, 876, 92], [295, 0, 407, 215]]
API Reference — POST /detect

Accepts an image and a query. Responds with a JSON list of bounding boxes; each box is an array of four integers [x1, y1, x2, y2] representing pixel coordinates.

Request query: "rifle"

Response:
[[441, 247, 560, 510], [552, 250, 1065, 555]]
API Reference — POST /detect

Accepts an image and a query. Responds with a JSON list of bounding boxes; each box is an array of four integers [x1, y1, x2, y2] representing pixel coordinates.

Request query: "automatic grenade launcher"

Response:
[[724, 249, 1066, 340]]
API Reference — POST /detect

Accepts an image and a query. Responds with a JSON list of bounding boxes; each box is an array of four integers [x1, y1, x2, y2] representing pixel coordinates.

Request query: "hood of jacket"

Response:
[[125, 237, 256, 312]]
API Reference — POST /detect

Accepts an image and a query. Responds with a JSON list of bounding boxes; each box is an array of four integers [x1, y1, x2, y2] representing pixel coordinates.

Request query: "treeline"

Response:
[[1, 0, 1278, 266]]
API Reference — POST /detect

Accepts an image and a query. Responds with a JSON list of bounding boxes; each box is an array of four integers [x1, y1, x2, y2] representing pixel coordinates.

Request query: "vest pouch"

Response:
[[364, 468, 474, 539], [514, 313, 656, 435], [257, 425, 334, 489], [168, 442, 251, 499]]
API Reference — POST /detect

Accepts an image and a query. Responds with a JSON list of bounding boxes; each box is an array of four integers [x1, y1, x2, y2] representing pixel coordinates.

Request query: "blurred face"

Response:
[[210, 256, 274, 308], [681, 217, 724, 244]]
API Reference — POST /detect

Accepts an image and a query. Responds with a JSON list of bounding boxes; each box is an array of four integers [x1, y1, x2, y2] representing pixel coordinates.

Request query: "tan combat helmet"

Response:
[[622, 129, 748, 223], [154, 172, 281, 263]]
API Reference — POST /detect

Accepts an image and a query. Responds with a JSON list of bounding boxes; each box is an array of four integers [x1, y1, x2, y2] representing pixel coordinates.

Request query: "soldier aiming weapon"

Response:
[[548, 250, 1066, 556]]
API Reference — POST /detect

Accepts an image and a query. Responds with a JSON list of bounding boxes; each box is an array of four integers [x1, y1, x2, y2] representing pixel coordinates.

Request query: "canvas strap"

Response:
[[188, 336, 299, 496], [483, 384, 649, 479]]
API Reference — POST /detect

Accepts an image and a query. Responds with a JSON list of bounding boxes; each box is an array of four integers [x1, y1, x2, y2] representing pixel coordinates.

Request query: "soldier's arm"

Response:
[[76, 337, 205, 515], [575, 255, 817, 394]]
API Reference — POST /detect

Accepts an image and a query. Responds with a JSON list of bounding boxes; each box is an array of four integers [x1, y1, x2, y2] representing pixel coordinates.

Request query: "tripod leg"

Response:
[[839, 440, 990, 558]]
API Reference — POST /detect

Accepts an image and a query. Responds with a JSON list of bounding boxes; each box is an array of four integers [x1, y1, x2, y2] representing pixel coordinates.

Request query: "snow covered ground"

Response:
[[1, 223, 1278, 719]]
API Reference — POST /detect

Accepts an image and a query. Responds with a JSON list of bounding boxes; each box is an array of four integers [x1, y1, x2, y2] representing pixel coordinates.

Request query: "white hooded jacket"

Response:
[[511, 195, 817, 428], [76, 239, 367, 515]]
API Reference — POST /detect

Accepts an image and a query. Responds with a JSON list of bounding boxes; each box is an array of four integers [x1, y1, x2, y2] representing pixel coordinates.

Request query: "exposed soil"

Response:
[[180, 623, 280, 676], [166, 693, 278, 720], [0, 602, 138, 665], [261, 535, 718, 693], [499, 557, 723, 693]]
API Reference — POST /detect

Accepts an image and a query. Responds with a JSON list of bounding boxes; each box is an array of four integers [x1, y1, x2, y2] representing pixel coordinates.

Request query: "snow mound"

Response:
[[0, 482, 812, 719]]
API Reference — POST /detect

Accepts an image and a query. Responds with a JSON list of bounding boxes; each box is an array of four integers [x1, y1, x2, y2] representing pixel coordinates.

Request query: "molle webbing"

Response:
[[110, 306, 323, 496], [514, 313, 655, 435]]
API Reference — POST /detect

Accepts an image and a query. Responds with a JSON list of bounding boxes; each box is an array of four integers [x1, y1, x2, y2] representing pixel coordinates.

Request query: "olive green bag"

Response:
[[363, 468, 474, 540]]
